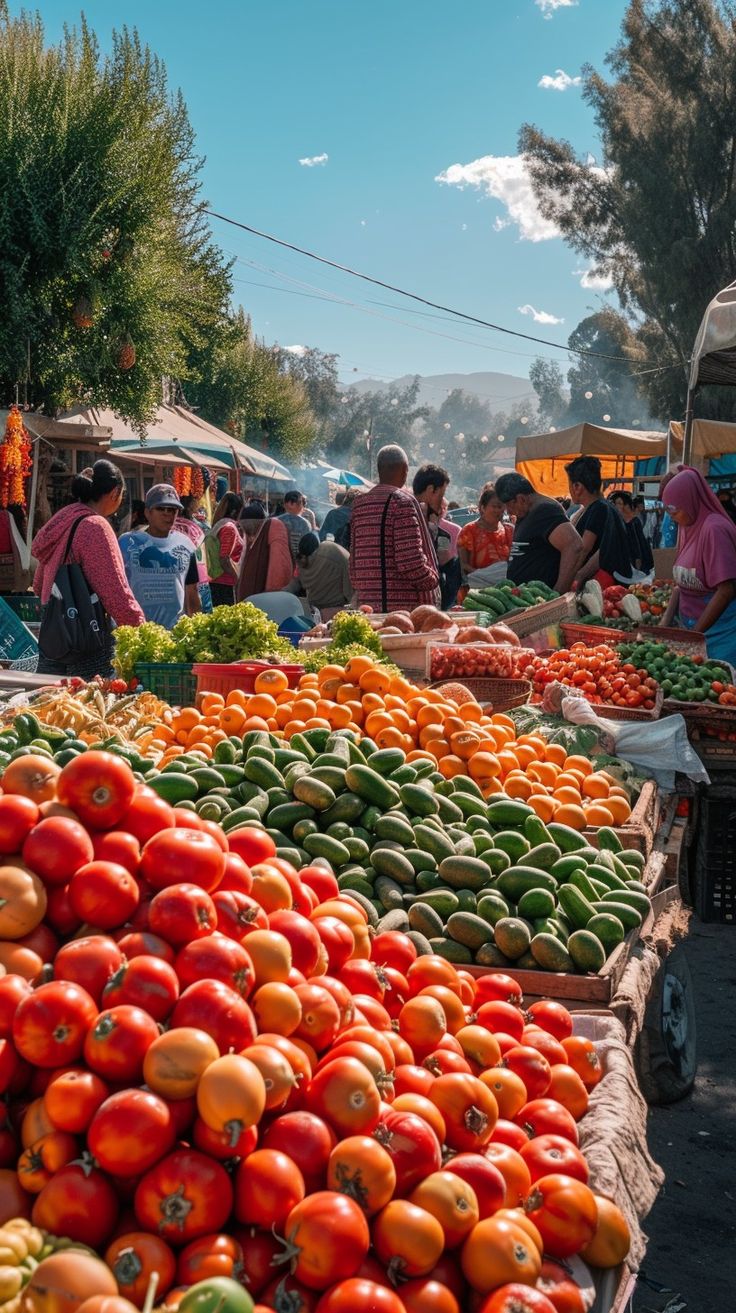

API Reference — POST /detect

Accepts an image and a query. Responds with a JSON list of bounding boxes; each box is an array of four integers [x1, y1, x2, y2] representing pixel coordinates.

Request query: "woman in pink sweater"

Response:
[[33, 461, 144, 678]]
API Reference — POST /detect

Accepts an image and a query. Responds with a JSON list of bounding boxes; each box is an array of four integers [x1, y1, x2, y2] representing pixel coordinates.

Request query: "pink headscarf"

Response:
[[664, 466, 736, 554]]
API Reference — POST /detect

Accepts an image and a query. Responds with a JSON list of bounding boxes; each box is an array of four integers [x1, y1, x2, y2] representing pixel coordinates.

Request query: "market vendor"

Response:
[[566, 457, 634, 588], [661, 466, 736, 662], [495, 472, 584, 593]]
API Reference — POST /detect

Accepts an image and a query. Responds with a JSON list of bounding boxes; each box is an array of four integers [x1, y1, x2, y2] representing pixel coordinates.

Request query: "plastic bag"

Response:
[[543, 684, 710, 789]]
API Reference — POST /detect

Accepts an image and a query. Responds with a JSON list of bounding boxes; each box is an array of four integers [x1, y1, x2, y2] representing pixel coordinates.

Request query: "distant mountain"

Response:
[[345, 371, 537, 413]]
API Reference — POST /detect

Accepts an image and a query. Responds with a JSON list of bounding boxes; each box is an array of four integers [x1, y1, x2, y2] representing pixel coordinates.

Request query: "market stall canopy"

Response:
[[0, 410, 112, 445], [60, 404, 292, 480], [515, 421, 667, 497], [667, 417, 736, 460], [688, 279, 736, 390]]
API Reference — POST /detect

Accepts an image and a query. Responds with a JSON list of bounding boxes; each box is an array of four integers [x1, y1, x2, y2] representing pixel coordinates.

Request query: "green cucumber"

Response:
[[370, 748, 407, 776], [244, 757, 285, 791], [414, 823, 456, 864], [591, 899, 641, 931], [475, 942, 512, 968], [148, 772, 198, 803], [567, 929, 606, 973], [597, 825, 623, 853], [370, 849, 417, 887], [438, 855, 493, 892], [345, 765, 400, 810], [487, 798, 535, 827], [497, 866, 557, 901], [492, 831, 531, 863], [292, 776, 336, 811], [303, 833, 351, 866], [493, 917, 532, 960], [268, 802, 316, 831], [530, 933, 575, 972], [517, 888, 556, 920], [547, 822, 589, 854], [447, 912, 494, 950], [409, 903, 445, 938], [586, 912, 625, 951], [428, 938, 474, 965], [374, 814, 416, 846], [524, 843, 562, 872], [405, 848, 438, 874], [557, 884, 596, 930]]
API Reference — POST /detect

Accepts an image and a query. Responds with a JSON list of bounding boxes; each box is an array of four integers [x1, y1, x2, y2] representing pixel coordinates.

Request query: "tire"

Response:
[[635, 943, 697, 1106]]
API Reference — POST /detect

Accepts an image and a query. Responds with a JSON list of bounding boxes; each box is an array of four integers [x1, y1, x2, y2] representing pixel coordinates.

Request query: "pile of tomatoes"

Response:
[[516, 644, 660, 712], [0, 750, 631, 1313]]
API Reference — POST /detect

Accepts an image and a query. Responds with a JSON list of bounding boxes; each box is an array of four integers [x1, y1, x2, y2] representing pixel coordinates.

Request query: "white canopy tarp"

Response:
[[689, 279, 736, 390]]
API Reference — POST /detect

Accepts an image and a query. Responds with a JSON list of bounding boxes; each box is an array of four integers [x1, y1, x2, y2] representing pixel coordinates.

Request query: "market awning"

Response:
[[668, 417, 736, 460], [689, 279, 736, 390], [0, 410, 112, 445], [515, 421, 668, 497], [114, 446, 231, 471]]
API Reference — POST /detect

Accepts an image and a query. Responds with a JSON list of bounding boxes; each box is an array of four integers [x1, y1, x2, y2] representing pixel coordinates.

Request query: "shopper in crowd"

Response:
[[320, 489, 355, 549], [609, 490, 654, 575], [128, 499, 147, 531], [205, 492, 244, 606], [438, 497, 461, 609], [661, 467, 736, 662], [33, 460, 144, 676], [0, 503, 33, 592], [279, 490, 312, 561], [236, 502, 293, 599], [291, 532, 354, 620], [457, 483, 514, 583], [495, 471, 584, 594], [566, 456, 634, 587], [301, 496, 317, 531], [119, 483, 200, 627], [349, 444, 439, 611], [174, 494, 212, 611], [716, 487, 736, 526]]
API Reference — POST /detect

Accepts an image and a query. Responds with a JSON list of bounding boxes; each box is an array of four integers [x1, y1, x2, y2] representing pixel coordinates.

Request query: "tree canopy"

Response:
[[0, 10, 231, 427], [520, 0, 736, 420]]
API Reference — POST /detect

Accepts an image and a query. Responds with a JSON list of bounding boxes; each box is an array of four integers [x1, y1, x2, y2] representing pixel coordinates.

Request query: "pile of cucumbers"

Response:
[[143, 727, 650, 974], [463, 579, 558, 617]]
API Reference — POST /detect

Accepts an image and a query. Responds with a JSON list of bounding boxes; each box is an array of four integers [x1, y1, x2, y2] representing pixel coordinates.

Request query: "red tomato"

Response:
[[147, 884, 218, 945], [520, 1135, 590, 1185], [102, 955, 179, 1022], [227, 828, 277, 867], [170, 980, 257, 1054], [88, 1089, 175, 1176], [0, 975, 33, 1038], [400, 1279, 458, 1313], [92, 830, 141, 874], [43, 1068, 110, 1134], [68, 862, 140, 930], [117, 790, 176, 844], [314, 1280, 407, 1313], [372, 1199, 445, 1280], [380, 966, 409, 1019], [193, 1117, 258, 1161], [174, 936, 255, 998], [479, 1287, 557, 1313], [475, 1001, 525, 1041], [338, 959, 385, 1001], [117, 931, 175, 964], [282, 1191, 370, 1290], [373, 1109, 442, 1196], [83, 1005, 160, 1082], [537, 1257, 593, 1313], [12, 981, 98, 1068], [0, 1038, 26, 1095], [371, 930, 417, 975], [22, 817, 94, 886], [211, 890, 268, 941], [233, 1227, 281, 1297], [260, 1111, 336, 1192], [483, 1144, 532, 1209], [521, 1027, 568, 1068], [197, 818, 229, 852], [490, 1120, 529, 1152], [472, 973, 523, 1008], [32, 1161, 118, 1248], [526, 1001, 574, 1042], [429, 1073, 498, 1152], [134, 1149, 234, 1245], [269, 910, 322, 976], [216, 851, 252, 895], [502, 1046, 552, 1101], [0, 794, 39, 853], [514, 1100, 579, 1146], [234, 1149, 306, 1229], [393, 1064, 435, 1098], [259, 1274, 318, 1313], [175, 1233, 244, 1287], [352, 996, 392, 1032], [53, 935, 124, 1005], [140, 829, 225, 893], [311, 916, 357, 972], [56, 751, 136, 828], [44, 883, 83, 937], [299, 865, 339, 902], [524, 1174, 598, 1258], [443, 1153, 505, 1220], [305, 1057, 381, 1137], [293, 983, 341, 1052], [313, 976, 356, 1032]]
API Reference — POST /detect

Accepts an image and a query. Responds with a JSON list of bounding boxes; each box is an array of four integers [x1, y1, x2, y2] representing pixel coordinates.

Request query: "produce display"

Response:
[[574, 582, 672, 632], [114, 604, 298, 682], [0, 749, 632, 1313], [428, 646, 522, 682], [515, 645, 660, 713], [0, 683, 169, 774], [615, 639, 736, 705], [463, 581, 559, 618]]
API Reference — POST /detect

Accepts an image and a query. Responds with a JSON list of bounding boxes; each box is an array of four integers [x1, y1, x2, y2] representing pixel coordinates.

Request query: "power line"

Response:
[[206, 208, 678, 370]]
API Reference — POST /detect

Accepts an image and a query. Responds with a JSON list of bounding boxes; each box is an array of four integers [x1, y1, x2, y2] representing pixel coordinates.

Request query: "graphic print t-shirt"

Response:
[[118, 530, 198, 628], [507, 498, 568, 588]]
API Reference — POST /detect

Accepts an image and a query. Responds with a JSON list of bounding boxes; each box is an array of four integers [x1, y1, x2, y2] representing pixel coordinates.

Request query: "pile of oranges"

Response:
[[136, 656, 632, 833]]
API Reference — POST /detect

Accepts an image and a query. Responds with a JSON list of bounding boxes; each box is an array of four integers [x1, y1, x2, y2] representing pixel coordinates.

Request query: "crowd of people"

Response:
[[15, 445, 736, 677]]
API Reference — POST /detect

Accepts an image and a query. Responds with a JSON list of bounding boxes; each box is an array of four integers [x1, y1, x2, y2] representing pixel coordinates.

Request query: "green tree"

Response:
[[529, 359, 568, 427], [273, 346, 341, 435], [325, 379, 428, 476], [519, 0, 736, 419], [565, 310, 649, 426], [0, 11, 231, 426]]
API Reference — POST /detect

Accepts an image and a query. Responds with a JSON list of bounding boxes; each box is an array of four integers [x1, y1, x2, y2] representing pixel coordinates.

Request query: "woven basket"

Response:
[[595, 688, 664, 722], [662, 697, 736, 737], [633, 625, 707, 655], [430, 677, 532, 712], [560, 621, 631, 646]]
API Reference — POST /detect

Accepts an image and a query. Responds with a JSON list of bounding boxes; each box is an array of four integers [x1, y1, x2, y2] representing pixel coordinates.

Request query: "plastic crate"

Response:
[[693, 777, 736, 923], [560, 620, 632, 645], [133, 662, 197, 707], [193, 661, 303, 697], [1, 594, 42, 622], [429, 677, 532, 712]]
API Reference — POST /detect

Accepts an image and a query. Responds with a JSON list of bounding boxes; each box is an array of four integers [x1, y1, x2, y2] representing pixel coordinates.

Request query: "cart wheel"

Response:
[[635, 944, 697, 1106]]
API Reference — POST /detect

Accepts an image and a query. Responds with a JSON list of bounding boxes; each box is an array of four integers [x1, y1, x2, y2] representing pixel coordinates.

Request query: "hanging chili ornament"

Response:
[[72, 295, 95, 329], [116, 334, 136, 371], [190, 467, 204, 499], [0, 406, 32, 510]]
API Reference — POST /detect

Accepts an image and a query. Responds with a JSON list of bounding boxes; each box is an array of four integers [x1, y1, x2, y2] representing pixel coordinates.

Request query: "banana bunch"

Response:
[[0, 1220, 88, 1313]]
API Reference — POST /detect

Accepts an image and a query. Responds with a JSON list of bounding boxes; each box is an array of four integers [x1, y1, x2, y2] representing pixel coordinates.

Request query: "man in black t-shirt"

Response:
[[566, 457, 633, 586], [610, 491, 654, 574], [495, 473, 584, 592]]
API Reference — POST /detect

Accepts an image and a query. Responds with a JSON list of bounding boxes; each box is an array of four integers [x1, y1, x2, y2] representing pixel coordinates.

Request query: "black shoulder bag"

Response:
[[38, 516, 111, 663]]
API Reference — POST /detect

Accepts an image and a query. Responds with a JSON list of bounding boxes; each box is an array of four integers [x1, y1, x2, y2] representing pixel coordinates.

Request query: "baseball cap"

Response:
[[145, 483, 183, 511]]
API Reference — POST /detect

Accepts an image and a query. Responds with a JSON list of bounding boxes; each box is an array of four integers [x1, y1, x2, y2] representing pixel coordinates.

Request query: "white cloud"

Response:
[[535, 0, 578, 18], [518, 303, 565, 325], [298, 152, 328, 167], [284, 344, 308, 356], [538, 68, 581, 91], [461, 222, 468, 231], [493, 216, 510, 232], [574, 266, 614, 291], [436, 154, 560, 242]]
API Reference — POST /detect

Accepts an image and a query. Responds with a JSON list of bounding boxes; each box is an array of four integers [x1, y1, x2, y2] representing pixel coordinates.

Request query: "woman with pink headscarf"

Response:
[[663, 467, 736, 662]]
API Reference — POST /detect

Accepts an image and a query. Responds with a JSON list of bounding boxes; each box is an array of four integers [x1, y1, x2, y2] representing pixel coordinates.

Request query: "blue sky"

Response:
[[31, 0, 630, 387]]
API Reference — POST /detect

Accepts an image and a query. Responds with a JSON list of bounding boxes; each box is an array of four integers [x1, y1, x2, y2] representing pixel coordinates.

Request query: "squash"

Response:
[[22, 1253, 117, 1313], [0, 869, 47, 940]]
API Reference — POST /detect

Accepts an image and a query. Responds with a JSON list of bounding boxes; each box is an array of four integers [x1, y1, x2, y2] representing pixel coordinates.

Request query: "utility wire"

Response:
[[207, 208, 680, 371]]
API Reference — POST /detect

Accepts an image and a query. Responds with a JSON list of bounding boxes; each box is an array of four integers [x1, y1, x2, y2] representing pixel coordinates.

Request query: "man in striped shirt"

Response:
[[349, 445, 440, 612]]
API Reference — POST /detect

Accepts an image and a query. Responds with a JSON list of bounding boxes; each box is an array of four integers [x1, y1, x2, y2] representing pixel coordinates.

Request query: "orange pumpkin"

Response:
[[0, 866, 47, 939]]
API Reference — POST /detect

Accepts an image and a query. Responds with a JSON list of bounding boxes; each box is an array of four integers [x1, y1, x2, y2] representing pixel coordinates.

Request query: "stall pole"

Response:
[[682, 386, 697, 465]]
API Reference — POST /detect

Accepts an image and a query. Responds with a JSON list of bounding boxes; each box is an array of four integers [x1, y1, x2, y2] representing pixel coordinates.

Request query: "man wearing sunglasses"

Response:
[[119, 484, 201, 628]]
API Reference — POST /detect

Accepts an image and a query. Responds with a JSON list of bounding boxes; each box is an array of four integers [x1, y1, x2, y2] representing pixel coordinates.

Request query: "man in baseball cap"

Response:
[[118, 483, 200, 628]]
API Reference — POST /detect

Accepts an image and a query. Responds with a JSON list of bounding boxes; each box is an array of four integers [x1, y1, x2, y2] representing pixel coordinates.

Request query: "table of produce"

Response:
[[0, 652, 648, 1313]]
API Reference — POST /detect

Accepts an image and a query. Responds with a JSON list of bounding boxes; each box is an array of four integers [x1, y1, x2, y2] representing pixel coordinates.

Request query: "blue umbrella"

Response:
[[321, 467, 371, 487]]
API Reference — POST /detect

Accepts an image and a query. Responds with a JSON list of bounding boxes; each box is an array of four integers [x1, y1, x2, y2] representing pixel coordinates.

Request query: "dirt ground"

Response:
[[632, 919, 736, 1312]]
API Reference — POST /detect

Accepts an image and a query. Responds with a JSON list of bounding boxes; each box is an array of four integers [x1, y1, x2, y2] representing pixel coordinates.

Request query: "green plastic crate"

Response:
[[1, 594, 42, 622], [133, 662, 197, 707]]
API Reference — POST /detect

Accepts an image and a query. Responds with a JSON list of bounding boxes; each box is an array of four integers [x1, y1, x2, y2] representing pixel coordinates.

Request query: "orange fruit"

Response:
[[362, 692, 387, 716], [438, 755, 466, 779], [450, 731, 482, 760], [513, 744, 538, 770], [496, 750, 520, 776], [247, 693, 278, 720], [365, 711, 394, 739], [528, 761, 559, 788], [544, 742, 567, 767], [552, 786, 583, 807], [458, 702, 483, 724], [564, 755, 593, 777], [254, 668, 290, 695], [555, 772, 585, 791], [582, 774, 610, 799], [553, 802, 588, 830], [344, 654, 375, 681], [604, 795, 631, 824], [359, 668, 392, 695], [326, 704, 352, 730], [467, 752, 501, 781], [584, 803, 615, 827], [220, 706, 247, 734], [504, 775, 533, 801], [528, 794, 556, 822], [336, 682, 361, 705]]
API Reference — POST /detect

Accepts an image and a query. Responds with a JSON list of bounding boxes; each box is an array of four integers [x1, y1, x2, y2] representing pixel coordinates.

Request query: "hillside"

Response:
[[346, 370, 537, 413]]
